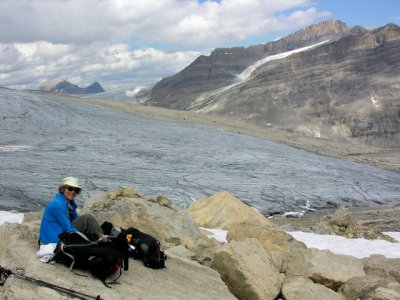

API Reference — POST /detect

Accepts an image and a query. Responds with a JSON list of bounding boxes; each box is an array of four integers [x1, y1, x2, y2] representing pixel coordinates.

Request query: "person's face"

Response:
[[63, 186, 81, 201]]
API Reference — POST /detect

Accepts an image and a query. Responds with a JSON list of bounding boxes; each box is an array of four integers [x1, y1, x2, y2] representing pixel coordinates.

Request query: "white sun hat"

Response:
[[60, 177, 82, 189]]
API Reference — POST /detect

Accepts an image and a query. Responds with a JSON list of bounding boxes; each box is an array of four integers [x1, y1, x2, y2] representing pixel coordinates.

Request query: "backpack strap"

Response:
[[103, 268, 122, 288], [60, 242, 76, 271], [76, 231, 94, 243], [59, 232, 99, 272]]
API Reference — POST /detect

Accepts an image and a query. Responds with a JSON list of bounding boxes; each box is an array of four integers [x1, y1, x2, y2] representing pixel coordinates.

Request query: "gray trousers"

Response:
[[72, 214, 103, 240]]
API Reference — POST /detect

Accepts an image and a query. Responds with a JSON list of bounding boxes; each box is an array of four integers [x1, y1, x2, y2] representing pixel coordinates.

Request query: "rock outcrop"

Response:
[[338, 275, 400, 300], [81, 187, 218, 263], [362, 255, 400, 283], [312, 206, 397, 242], [0, 221, 235, 300], [188, 191, 306, 269], [286, 248, 366, 290], [187, 191, 272, 229], [282, 276, 345, 300], [1, 188, 400, 300], [0, 189, 234, 300], [212, 238, 284, 300]]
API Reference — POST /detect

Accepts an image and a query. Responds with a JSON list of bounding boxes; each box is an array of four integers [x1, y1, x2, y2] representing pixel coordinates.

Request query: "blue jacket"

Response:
[[39, 192, 78, 244]]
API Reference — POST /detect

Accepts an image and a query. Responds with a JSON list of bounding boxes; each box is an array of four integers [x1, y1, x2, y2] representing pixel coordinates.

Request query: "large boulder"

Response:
[[0, 217, 236, 299], [188, 192, 306, 271], [312, 207, 396, 241], [227, 220, 306, 265], [339, 275, 400, 300], [188, 191, 273, 230], [83, 188, 204, 249], [82, 187, 222, 264], [286, 248, 365, 290], [282, 276, 345, 300], [212, 238, 284, 300], [373, 287, 400, 300], [362, 255, 400, 283]]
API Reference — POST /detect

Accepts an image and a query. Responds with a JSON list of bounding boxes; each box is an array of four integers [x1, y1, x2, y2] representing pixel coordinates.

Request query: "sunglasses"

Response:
[[66, 186, 81, 193]]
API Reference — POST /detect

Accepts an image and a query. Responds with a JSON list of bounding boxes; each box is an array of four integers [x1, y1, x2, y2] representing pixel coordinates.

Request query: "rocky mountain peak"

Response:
[[347, 25, 367, 35], [307, 19, 348, 34], [144, 20, 400, 147], [372, 22, 400, 40], [146, 20, 351, 109], [38, 78, 65, 91], [85, 82, 105, 93], [271, 19, 349, 51], [284, 19, 348, 40], [39, 79, 105, 94]]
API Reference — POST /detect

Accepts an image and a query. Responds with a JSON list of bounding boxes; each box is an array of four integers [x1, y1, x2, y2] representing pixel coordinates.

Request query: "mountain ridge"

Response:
[[143, 20, 400, 147], [39, 79, 105, 94], [145, 20, 349, 109]]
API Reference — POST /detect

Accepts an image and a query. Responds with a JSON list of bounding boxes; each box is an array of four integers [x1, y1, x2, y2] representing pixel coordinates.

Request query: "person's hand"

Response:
[[97, 233, 109, 242]]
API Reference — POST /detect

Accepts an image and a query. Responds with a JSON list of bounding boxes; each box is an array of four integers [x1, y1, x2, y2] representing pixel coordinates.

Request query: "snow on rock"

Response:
[[289, 231, 400, 259]]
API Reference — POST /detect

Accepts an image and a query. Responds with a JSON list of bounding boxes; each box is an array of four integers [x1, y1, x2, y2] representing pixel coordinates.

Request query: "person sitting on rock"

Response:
[[39, 176, 106, 248]]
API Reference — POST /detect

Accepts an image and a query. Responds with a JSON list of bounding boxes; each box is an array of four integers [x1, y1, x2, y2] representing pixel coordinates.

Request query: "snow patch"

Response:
[[284, 211, 305, 218], [200, 227, 228, 243], [0, 211, 24, 225], [289, 231, 400, 259], [236, 40, 330, 82], [125, 87, 143, 97], [299, 200, 316, 211], [384, 232, 400, 242], [193, 40, 329, 112]]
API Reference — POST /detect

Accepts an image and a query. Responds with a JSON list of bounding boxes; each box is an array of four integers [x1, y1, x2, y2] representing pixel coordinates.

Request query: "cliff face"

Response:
[[147, 20, 348, 109], [145, 21, 400, 147]]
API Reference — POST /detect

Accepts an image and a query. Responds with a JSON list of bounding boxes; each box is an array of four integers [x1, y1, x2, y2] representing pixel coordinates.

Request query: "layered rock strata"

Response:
[[145, 21, 400, 146]]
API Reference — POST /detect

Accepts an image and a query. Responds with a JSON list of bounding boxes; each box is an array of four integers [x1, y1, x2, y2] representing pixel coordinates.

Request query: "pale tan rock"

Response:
[[188, 191, 273, 230], [0, 219, 236, 300], [165, 245, 196, 260], [147, 195, 173, 209], [82, 189, 202, 250], [362, 255, 400, 283], [187, 191, 300, 266], [212, 238, 284, 300], [286, 248, 365, 290], [226, 219, 306, 273], [268, 250, 284, 273], [311, 207, 396, 241], [374, 287, 400, 300], [329, 206, 353, 227], [227, 220, 306, 253], [22, 211, 42, 223], [83, 188, 219, 264], [339, 275, 395, 300], [282, 276, 345, 300], [107, 186, 141, 199]]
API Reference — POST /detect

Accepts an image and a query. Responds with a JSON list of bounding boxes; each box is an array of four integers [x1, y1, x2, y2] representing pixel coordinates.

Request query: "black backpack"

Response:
[[122, 227, 167, 269], [52, 232, 126, 286]]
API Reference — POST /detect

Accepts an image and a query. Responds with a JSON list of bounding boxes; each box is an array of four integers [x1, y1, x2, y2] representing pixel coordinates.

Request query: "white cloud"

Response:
[[0, 41, 201, 90], [0, 0, 330, 90]]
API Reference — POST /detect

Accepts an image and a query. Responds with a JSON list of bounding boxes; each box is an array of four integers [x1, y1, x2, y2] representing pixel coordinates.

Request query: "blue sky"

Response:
[[0, 0, 399, 91], [317, 0, 399, 28], [244, 0, 400, 46]]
